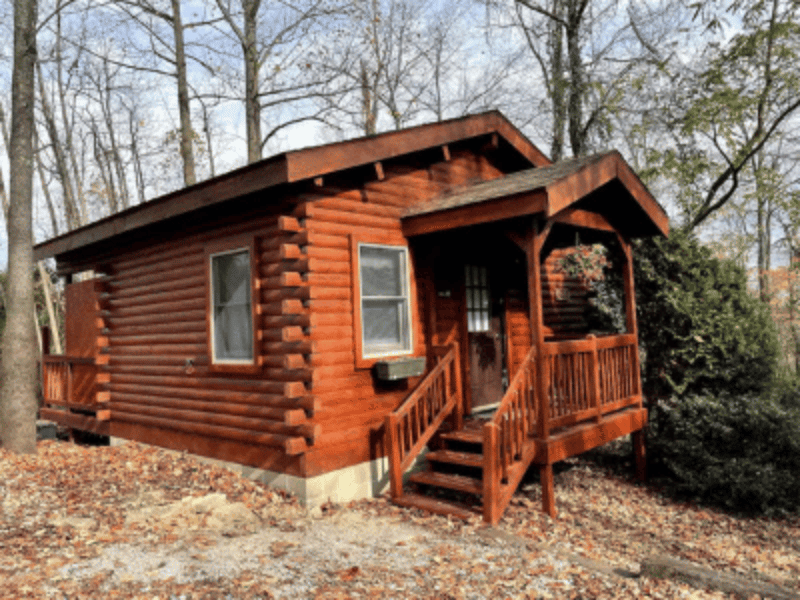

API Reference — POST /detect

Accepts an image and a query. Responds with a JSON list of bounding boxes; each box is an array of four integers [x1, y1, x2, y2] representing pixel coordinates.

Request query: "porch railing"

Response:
[[42, 355, 97, 409], [543, 333, 640, 433], [483, 344, 538, 523], [385, 342, 462, 499]]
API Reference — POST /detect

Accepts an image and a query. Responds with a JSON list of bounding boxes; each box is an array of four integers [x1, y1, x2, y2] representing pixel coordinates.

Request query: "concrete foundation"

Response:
[[110, 436, 426, 508]]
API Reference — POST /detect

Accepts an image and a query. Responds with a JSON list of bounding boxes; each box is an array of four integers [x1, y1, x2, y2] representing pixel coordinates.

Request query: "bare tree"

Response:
[[1, 0, 39, 454], [212, 0, 345, 161]]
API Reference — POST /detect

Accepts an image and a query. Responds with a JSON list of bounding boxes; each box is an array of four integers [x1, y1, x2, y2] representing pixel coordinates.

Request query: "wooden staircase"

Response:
[[386, 333, 647, 523], [386, 343, 540, 524], [395, 425, 485, 519]]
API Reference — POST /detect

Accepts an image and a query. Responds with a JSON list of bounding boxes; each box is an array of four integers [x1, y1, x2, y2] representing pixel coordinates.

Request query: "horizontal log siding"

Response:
[[506, 297, 532, 378], [541, 249, 592, 335], [294, 196, 409, 475], [103, 211, 313, 465], [298, 147, 502, 476]]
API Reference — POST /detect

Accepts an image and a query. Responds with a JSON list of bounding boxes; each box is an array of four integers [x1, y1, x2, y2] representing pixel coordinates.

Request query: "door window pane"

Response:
[[466, 264, 490, 333]]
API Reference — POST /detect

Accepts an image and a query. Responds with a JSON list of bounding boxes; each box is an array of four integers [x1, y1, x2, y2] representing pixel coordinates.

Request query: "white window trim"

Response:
[[358, 242, 414, 360], [209, 246, 254, 365]]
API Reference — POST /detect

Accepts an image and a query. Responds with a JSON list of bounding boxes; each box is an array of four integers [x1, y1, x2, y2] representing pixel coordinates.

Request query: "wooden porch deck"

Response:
[[40, 355, 110, 436], [385, 333, 646, 523]]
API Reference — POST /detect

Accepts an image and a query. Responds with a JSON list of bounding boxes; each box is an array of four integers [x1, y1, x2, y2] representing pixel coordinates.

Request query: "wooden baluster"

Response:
[[66, 361, 74, 410], [386, 414, 403, 499], [588, 335, 601, 422]]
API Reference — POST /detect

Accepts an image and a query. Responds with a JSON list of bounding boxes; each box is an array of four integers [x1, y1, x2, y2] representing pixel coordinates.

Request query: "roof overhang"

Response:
[[401, 151, 669, 239], [34, 111, 549, 263]]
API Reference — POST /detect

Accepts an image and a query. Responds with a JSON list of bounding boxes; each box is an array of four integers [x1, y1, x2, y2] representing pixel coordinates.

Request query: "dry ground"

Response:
[[1, 439, 798, 599]]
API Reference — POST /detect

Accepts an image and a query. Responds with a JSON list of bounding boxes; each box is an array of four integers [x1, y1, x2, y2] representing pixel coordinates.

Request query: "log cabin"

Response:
[[36, 111, 668, 523]]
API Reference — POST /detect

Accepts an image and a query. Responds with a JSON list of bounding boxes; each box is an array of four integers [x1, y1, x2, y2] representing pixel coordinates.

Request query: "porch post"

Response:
[[528, 219, 551, 440], [617, 234, 643, 402]]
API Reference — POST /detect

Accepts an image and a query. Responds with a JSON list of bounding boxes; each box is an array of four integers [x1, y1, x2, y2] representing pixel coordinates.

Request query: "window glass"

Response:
[[466, 264, 490, 333], [359, 244, 411, 357], [211, 249, 253, 362]]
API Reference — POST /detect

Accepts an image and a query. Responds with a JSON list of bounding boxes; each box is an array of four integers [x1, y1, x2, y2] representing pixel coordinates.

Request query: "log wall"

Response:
[[296, 143, 506, 476], [68, 140, 517, 479], [99, 203, 314, 475]]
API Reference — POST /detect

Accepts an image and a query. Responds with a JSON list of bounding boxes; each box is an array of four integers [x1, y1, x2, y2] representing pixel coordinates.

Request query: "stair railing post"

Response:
[[452, 342, 463, 431], [385, 414, 403, 499], [483, 421, 499, 524], [536, 347, 550, 440]]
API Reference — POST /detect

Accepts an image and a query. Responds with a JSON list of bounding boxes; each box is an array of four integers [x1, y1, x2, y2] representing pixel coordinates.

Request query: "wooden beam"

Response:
[[402, 190, 547, 237], [551, 208, 616, 233], [529, 219, 552, 441], [539, 463, 556, 518]]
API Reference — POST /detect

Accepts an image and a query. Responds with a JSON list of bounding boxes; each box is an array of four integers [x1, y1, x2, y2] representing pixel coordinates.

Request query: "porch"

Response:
[[386, 153, 664, 523], [385, 330, 646, 524]]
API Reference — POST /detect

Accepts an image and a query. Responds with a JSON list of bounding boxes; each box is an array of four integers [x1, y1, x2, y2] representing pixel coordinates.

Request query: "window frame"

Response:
[[351, 236, 418, 368], [205, 235, 259, 373]]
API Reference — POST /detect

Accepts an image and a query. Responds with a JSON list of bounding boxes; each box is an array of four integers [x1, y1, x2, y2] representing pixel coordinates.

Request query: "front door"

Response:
[[465, 264, 506, 410]]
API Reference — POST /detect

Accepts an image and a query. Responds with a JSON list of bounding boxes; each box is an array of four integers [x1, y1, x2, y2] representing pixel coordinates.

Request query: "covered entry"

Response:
[[386, 151, 669, 523]]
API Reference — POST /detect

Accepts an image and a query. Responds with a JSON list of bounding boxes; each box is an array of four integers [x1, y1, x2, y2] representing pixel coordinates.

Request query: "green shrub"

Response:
[[651, 393, 800, 515], [634, 234, 780, 400]]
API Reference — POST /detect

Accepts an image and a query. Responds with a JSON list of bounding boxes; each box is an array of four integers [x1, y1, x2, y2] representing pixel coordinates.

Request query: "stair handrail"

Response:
[[482, 344, 538, 523], [385, 342, 462, 499]]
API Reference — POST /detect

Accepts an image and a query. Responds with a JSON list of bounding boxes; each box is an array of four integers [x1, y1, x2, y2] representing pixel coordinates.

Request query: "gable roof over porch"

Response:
[[402, 151, 669, 239]]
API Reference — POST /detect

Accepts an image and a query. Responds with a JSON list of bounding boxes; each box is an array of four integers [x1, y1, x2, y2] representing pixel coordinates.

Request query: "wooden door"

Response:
[[465, 264, 506, 410]]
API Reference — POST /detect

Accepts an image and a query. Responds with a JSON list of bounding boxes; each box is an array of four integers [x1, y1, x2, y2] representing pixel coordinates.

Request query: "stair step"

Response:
[[393, 493, 479, 520], [426, 449, 483, 468], [440, 429, 483, 445], [409, 471, 483, 495]]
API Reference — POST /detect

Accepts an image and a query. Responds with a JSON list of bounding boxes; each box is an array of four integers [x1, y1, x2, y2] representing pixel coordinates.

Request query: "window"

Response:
[[209, 247, 254, 364], [465, 264, 490, 333], [358, 243, 412, 358]]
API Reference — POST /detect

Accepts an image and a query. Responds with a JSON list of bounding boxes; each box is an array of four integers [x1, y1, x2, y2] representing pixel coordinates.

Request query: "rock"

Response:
[[125, 493, 260, 535], [52, 515, 96, 531]]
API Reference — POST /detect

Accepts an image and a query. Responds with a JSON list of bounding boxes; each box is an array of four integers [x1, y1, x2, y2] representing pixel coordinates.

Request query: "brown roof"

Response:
[[404, 153, 610, 217], [35, 111, 549, 262], [402, 151, 669, 238]]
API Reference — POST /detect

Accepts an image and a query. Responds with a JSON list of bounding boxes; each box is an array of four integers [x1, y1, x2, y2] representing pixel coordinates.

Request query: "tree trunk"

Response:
[[566, 0, 585, 157], [37, 62, 82, 229], [170, 0, 196, 185], [549, 0, 566, 161], [1, 0, 39, 454], [243, 0, 262, 163]]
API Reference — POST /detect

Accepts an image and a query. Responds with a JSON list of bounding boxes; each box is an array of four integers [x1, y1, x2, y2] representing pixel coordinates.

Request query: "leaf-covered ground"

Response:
[[1, 439, 798, 599]]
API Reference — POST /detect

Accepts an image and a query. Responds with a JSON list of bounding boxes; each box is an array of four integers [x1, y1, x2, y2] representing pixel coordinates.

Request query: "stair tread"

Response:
[[393, 493, 479, 520], [440, 429, 483, 444], [426, 449, 484, 468], [409, 471, 483, 495]]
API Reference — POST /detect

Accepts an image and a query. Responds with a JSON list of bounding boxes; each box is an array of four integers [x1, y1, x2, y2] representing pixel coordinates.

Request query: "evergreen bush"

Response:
[[633, 234, 780, 400], [651, 393, 800, 515]]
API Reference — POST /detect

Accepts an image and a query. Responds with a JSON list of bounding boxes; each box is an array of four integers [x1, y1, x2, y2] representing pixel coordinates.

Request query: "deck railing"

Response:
[[543, 333, 640, 434], [42, 355, 97, 409], [385, 343, 462, 499], [482, 344, 538, 523]]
